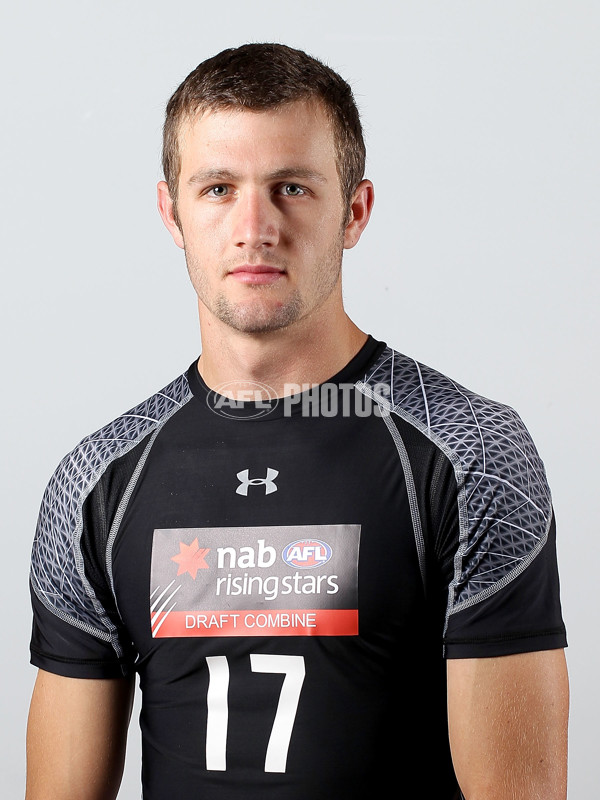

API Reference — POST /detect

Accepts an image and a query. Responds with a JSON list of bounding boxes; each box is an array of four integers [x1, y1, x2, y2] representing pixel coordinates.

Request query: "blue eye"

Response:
[[209, 185, 229, 197]]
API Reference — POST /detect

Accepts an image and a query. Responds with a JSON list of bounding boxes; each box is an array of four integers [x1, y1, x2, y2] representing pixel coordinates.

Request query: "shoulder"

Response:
[[38, 369, 193, 519], [360, 345, 553, 609], [361, 345, 547, 490], [31, 369, 193, 630]]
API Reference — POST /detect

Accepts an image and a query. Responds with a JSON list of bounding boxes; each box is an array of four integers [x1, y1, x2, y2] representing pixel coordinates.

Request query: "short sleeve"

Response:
[[437, 402, 567, 659], [29, 371, 193, 677], [29, 448, 136, 679], [443, 509, 567, 658], [362, 345, 567, 659]]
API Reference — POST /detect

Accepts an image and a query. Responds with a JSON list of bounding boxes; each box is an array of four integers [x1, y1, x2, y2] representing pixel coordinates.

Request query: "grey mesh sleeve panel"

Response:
[[359, 347, 553, 624], [30, 373, 193, 658]]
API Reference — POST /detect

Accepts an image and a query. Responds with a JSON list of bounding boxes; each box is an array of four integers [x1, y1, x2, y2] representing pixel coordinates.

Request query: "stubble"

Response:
[[184, 229, 345, 335]]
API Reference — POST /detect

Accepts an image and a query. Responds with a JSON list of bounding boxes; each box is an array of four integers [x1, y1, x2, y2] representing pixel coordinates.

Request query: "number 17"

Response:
[[206, 654, 306, 773]]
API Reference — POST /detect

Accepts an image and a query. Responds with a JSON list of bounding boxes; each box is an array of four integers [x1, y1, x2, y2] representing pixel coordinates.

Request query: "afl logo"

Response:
[[206, 380, 279, 420], [282, 539, 332, 569]]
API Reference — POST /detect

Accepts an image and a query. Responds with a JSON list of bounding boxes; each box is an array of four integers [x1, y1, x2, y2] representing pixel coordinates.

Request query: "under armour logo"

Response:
[[236, 468, 279, 496]]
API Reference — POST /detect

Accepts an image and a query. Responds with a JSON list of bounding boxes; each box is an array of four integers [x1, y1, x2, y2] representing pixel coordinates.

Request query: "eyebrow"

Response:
[[187, 167, 328, 186]]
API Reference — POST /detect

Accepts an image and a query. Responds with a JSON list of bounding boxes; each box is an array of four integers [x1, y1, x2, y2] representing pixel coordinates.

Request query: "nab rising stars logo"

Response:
[[282, 539, 333, 569]]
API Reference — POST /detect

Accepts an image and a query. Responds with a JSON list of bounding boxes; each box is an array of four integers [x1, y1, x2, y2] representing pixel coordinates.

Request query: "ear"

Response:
[[343, 179, 375, 250], [157, 180, 185, 249]]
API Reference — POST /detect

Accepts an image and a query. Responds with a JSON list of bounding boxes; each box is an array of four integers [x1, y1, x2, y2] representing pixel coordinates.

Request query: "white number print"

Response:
[[206, 656, 230, 771], [205, 654, 306, 773]]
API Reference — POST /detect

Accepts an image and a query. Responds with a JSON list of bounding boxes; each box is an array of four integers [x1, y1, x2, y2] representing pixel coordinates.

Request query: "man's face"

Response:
[[162, 100, 358, 335]]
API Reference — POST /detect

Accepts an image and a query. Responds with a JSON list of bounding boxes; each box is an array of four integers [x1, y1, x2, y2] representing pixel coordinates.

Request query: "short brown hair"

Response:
[[162, 43, 366, 214]]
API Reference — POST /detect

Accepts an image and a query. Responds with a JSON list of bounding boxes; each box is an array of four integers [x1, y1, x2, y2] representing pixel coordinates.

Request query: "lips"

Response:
[[229, 265, 285, 285]]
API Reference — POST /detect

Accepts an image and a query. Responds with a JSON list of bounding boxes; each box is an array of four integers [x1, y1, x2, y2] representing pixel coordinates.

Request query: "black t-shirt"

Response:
[[30, 337, 566, 798]]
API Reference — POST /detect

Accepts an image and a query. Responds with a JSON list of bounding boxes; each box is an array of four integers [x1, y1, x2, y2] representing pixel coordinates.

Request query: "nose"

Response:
[[232, 189, 280, 249]]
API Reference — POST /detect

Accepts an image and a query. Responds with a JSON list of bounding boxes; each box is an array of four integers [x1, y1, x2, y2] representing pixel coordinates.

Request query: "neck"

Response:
[[197, 300, 367, 397]]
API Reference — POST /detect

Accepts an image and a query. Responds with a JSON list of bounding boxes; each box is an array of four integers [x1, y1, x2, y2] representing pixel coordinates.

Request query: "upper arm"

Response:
[[26, 668, 135, 800], [447, 649, 569, 800]]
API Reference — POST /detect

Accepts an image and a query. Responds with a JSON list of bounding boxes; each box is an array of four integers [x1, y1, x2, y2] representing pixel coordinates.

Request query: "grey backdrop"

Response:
[[2, 1, 597, 797]]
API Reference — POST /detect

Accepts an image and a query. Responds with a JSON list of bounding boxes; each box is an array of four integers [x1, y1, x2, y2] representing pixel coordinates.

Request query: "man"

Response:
[[26, 43, 568, 799]]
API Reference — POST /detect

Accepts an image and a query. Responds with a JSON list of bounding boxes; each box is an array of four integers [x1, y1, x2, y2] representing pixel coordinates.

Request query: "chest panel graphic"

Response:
[[150, 524, 361, 637]]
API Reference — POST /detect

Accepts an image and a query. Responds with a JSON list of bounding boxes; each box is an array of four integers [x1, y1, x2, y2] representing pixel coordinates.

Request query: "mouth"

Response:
[[228, 264, 286, 286]]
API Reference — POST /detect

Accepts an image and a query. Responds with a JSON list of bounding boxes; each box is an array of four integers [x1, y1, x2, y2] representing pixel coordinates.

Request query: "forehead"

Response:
[[176, 100, 338, 179]]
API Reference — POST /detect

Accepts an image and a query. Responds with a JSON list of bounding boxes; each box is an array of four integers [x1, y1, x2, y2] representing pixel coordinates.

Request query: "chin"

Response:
[[214, 294, 304, 334]]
